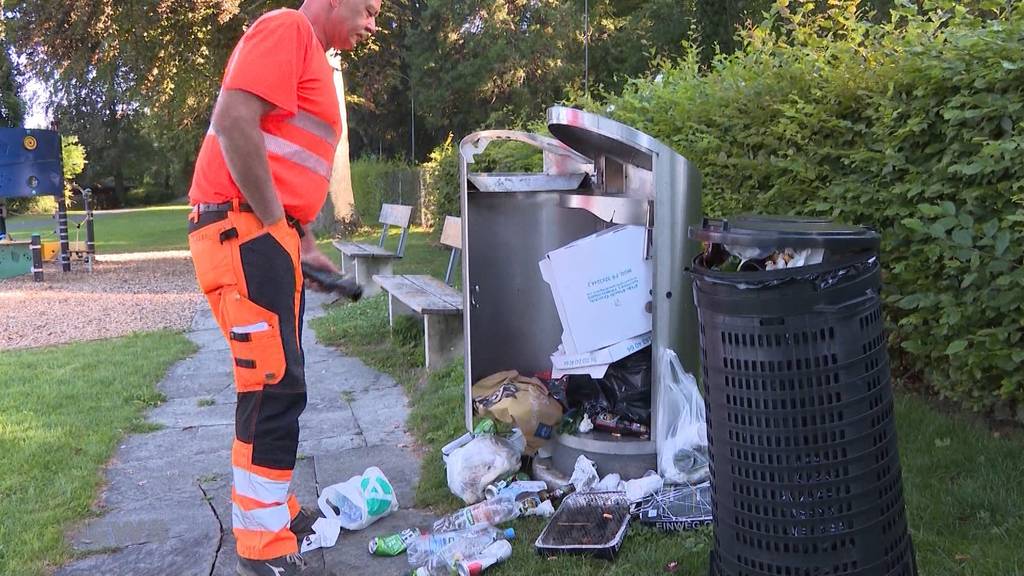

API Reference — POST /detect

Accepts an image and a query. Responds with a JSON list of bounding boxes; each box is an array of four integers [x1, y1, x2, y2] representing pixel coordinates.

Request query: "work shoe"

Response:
[[290, 506, 321, 542], [236, 553, 308, 576]]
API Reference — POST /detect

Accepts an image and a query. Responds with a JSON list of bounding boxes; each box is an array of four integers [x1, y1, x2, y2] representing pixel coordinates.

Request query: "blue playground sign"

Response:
[[0, 128, 63, 198]]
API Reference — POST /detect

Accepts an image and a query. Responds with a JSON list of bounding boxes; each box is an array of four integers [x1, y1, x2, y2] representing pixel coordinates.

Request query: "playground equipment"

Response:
[[0, 128, 95, 280]]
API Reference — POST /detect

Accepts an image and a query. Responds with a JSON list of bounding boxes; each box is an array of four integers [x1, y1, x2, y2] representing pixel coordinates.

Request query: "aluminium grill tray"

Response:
[[535, 491, 631, 560]]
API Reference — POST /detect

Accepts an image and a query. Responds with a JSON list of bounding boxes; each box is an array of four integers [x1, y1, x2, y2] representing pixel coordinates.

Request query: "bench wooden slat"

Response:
[[404, 274, 463, 310], [374, 275, 460, 315], [440, 216, 462, 250], [333, 240, 400, 259], [379, 203, 413, 228]]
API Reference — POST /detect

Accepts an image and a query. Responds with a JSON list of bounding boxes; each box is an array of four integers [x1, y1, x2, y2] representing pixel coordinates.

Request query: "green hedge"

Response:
[[420, 130, 545, 237], [350, 158, 420, 227], [604, 0, 1024, 415], [421, 135, 460, 234]]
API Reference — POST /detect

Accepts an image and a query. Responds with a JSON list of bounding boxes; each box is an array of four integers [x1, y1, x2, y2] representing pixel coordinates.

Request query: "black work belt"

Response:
[[188, 202, 304, 237], [193, 201, 255, 214]]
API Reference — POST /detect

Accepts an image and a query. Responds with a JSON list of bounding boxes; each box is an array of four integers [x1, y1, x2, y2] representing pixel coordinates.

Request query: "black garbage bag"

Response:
[[565, 349, 652, 425], [598, 349, 652, 424]]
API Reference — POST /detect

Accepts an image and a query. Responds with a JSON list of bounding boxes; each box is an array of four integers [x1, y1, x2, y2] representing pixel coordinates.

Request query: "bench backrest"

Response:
[[377, 203, 413, 257], [440, 216, 462, 250], [441, 216, 462, 286]]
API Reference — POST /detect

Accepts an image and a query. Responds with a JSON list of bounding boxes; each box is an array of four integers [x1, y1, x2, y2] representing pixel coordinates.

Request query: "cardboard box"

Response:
[[539, 225, 653, 354], [551, 332, 652, 371]]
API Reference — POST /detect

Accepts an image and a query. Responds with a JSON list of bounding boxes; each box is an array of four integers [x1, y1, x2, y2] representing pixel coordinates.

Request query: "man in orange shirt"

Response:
[[187, 1, 381, 574]]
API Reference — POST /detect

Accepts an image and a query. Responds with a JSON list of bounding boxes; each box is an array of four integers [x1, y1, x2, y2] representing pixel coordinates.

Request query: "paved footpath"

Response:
[[58, 291, 435, 576]]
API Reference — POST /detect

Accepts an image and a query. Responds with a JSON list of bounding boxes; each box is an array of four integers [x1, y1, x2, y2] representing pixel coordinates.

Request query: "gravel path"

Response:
[[0, 251, 204, 351]]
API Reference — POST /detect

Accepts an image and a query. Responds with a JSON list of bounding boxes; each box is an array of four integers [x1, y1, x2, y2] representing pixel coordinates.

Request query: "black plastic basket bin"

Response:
[[690, 215, 917, 576]]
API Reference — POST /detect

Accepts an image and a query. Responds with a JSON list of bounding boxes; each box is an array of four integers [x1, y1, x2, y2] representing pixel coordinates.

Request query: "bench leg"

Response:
[[353, 259, 393, 298], [387, 293, 417, 328], [424, 313, 464, 371], [340, 253, 358, 275]]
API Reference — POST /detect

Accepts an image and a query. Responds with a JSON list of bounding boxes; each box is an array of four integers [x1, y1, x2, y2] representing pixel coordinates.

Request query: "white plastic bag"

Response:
[[658, 350, 710, 485], [318, 466, 399, 531], [446, 434, 521, 504]]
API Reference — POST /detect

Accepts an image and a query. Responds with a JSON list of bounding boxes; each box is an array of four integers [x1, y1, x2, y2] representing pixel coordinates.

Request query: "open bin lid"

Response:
[[547, 106, 662, 171], [690, 215, 880, 251]]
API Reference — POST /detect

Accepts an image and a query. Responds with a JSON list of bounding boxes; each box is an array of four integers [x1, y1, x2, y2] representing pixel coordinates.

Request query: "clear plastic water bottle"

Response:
[[407, 526, 514, 567], [431, 497, 519, 533], [414, 528, 516, 575]]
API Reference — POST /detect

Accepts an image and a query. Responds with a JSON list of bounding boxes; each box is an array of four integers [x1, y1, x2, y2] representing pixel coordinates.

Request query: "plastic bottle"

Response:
[[431, 497, 519, 533], [455, 540, 514, 576], [483, 479, 547, 501], [415, 528, 516, 575], [407, 526, 515, 567]]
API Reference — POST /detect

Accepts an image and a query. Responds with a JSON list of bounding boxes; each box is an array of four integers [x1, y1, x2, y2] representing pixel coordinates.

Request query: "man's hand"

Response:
[[301, 246, 339, 273]]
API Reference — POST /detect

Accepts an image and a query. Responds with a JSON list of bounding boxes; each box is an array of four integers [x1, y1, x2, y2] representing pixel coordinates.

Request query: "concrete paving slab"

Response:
[[187, 326, 229, 351], [190, 303, 219, 332], [57, 530, 218, 576], [71, 486, 212, 551], [314, 445, 422, 512], [148, 396, 237, 428]]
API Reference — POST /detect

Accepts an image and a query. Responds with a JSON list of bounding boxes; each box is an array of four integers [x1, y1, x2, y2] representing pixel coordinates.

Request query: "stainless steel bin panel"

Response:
[[464, 190, 606, 382]]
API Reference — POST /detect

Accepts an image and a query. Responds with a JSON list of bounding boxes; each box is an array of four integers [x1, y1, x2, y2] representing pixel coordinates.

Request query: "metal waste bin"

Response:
[[690, 216, 918, 576], [459, 106, 702, 479]]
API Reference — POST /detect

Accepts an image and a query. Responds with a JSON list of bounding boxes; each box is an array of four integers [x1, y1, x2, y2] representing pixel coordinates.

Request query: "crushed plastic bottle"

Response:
[[413, 528, 516, 575], [455, 539, 514, 576], [431, 497, 520, 533], [407, 526, 514, 567]]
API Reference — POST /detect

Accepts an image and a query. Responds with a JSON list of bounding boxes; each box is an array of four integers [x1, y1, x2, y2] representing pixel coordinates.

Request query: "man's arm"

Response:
[[210, 89, 285, 227]]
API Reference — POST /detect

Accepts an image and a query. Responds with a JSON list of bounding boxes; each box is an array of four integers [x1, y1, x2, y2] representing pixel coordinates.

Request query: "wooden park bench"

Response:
[[373, 216, 464, 370], [331, 203, 412, 297]]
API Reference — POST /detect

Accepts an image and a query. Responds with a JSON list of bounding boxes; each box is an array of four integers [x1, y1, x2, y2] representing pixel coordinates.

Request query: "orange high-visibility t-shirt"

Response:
[[189, 9, 341, 224]]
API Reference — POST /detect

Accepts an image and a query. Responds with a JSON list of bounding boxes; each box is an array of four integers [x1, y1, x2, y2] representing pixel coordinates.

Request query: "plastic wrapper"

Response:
[[657, 350, 709, 485], [446, 434, 521, 504], [472, 371, 563, 455], [568, 455, 599, 492], [318, 466, 399, 531]]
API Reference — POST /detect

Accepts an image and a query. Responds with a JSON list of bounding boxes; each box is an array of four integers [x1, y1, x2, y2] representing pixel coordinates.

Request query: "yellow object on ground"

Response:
[[41, 241, 59, 261]]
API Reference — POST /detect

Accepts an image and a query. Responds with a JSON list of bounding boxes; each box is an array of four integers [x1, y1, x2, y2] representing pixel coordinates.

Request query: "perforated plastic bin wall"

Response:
[[690, 220, 917, 576]]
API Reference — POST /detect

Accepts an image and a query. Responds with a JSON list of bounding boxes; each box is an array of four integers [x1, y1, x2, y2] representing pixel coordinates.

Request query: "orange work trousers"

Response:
[[188, 207, 306, 560]]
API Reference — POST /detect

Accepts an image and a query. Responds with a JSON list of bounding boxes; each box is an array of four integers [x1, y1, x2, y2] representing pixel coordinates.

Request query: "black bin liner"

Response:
[[566, 349, 652, 425], [690, 215, 918, 576]]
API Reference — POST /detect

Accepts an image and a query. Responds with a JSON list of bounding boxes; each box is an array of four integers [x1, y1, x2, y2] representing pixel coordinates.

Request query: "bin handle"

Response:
[[459, 130, 592, 175]]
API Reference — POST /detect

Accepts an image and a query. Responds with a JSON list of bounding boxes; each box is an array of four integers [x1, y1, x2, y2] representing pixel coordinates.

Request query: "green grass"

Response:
[[311, 229, 1024, 575], [0, 331, 196, 576], [6, 205, 190, 253]]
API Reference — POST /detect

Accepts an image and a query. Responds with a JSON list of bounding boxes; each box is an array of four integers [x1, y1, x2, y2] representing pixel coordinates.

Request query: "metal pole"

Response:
[[83, 188, 95, 272], [0, 200, 7, 239], [56, 196, 71, 272], [31, 233, 43, 282], [410, 88, 416, 163]]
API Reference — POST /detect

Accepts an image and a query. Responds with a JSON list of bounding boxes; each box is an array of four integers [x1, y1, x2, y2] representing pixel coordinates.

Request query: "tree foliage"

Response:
[[605, 0, 1024, 415]]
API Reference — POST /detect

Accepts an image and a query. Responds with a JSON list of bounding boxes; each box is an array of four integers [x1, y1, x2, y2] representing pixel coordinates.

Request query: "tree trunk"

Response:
[[323, 56, 356, 234]]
